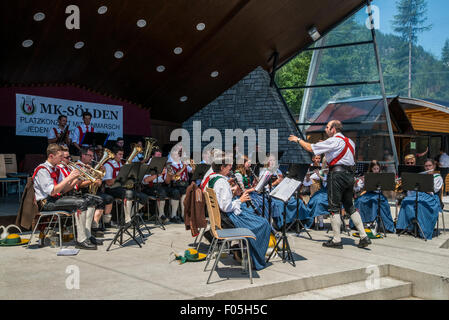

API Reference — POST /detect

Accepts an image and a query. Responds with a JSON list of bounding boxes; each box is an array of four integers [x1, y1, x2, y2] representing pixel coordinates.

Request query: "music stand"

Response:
[[364, 173, 395, 237], [285, 164, 312, 240], [106, 163, 145, 251], [82, 132, 109, 147], [266, 175, 302, 266], [397, 172, 433, 241], [143, 157, 168, 229]]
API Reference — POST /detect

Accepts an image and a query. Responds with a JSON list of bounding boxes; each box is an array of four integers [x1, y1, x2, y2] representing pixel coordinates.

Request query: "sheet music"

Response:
[[269, 177, 301, 202], [255, 170, 273, 193]]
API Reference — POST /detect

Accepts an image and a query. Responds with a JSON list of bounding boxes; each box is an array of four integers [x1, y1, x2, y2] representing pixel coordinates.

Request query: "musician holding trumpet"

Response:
[[289, 120, 372, 249]]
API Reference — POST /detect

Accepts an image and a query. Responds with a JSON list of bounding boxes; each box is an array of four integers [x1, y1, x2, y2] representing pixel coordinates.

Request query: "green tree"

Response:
[[442, 39, 449, 67], [392, 0, 432, 98]]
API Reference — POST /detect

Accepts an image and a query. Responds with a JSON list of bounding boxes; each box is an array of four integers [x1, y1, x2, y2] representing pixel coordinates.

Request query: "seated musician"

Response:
[[142, 148, 169, 224], [396, 159, 443, 239], [164, 144, 192, 223], [304, 156, 329, 229], [351, 160, 395, 233], [253, 153, 311, 230], [103, 147, 139, 225], [200, 151, 271, 270], [33, 144, 97, 250], [77, 147, 114, 237]]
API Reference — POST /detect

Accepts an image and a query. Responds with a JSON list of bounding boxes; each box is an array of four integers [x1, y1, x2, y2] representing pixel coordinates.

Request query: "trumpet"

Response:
[[67, 162, 98, 183]]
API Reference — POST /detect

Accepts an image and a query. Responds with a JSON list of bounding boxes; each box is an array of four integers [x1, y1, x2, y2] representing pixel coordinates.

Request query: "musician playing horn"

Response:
[[289, 120, 372, 249], [48, 115, 71, 147], [33, 144, 97, 250]]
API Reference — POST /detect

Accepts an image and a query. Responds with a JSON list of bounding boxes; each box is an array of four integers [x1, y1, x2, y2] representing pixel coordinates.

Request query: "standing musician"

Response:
[[289, 120, 372, 249], [33, 144, 97, 250], [351, 160, 395, 233], [48, 115, 71, 147], [142, 148, 169, 224], [396, 159, 443, 239], [200, 151, 271, 269], [72, 111, 95, 153], [164, 144, 192, 223]]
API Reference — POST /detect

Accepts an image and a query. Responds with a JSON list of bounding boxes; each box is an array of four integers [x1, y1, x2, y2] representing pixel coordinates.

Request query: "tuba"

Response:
[[143, 137, 158, 163], [125, 144, 143, 164]]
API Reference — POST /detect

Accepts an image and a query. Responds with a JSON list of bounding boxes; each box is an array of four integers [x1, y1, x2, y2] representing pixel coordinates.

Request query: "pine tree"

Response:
[[442, 39, 449, 67], [392, 0, 432, 98]]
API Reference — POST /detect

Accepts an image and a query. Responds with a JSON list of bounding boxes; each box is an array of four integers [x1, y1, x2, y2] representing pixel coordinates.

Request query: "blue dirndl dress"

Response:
[[225, 201, 271, 270], [350, 191, 395, 233], [306, 187, 329, 220], [396, 192, 441, 240]]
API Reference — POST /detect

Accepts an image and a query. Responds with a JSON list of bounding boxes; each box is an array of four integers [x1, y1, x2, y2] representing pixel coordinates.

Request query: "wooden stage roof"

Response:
[[1, 0, 366, 122]]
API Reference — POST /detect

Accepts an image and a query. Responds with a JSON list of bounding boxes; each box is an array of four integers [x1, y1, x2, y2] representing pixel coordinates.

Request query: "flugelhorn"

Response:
[[67, 162, 97, 183]]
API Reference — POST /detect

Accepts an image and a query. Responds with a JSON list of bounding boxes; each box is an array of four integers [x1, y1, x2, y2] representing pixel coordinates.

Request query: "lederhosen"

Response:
[[33, 165, 90, 214], [327, 135, 356, 216], [166, 162, 189, 200]]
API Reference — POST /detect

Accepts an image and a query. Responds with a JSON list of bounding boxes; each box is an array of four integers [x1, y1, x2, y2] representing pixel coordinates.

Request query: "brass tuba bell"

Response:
[[125, 143, 143, 164], [143, 137, 158, 163]]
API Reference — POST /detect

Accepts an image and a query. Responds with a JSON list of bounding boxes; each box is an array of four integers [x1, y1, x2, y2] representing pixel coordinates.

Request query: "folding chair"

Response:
[[27, 211, 76, 249], [203, 187, 256, 284]]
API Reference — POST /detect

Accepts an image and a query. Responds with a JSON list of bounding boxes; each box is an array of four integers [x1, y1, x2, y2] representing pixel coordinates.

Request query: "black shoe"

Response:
[[169, 217, 177, 223], [322, 239, 343, 249], [89, 236, 103, 246], [92, 229, 104, 238], [76, 240, 97, 250], [159, 215, 168, 224], [358, 236, 372, 248]]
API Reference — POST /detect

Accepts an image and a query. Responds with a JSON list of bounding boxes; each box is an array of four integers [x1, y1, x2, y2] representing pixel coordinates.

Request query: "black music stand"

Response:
[[364, 173, 395, 237], [82, 132, 109, 147], [144, 157, 168, 229], [106, 163, 145, 251], [285, 164, 312, 240], [266, 175, 302, 266], [255, 169, 274, 222], [397, 172, 433, 241]]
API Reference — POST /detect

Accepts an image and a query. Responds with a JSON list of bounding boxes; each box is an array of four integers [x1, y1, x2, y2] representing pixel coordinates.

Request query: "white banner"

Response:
[[16, 93, 123, 141]]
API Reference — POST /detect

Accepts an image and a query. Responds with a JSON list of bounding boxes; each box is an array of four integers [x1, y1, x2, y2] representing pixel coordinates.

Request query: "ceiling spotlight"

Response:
[[210, 71, 219, 78], [173, 47, 183, 55], [196, 23, 205, 31], [156, 65, 165, 72], [308, 26, 321, 41], [114, 51, 124, 59], [74, 41, 84, 49], [33, 12, 45, 21], [22, 39, 33, 48], [179, 96, 188, 102], [137, 19, 147, 28], [98, 6, 108, 14]]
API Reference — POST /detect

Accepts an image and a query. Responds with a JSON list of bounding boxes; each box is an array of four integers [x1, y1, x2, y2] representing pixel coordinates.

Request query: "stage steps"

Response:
[[270, 277, 412, 300]]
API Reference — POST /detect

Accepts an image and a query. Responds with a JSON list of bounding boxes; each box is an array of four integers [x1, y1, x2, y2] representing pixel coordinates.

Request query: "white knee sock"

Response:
[[170, 199, 179, 218], [180, 194, 186, 218], [331, 213, 342, 243], [75, 210, 87, 243], [157, 200, 166, 217], [85, 207, 95, 239], [350, 211, 367, 239], [124, 199, 133, 223]]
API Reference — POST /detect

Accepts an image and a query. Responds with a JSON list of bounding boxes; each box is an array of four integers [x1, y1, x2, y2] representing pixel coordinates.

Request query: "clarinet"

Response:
[[230, 171, 261, 215], [56, 125, 69, 144]]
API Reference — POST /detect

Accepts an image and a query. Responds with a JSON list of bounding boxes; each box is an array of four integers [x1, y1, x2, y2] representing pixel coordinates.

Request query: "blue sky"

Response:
[[373, 0, 449, 59]]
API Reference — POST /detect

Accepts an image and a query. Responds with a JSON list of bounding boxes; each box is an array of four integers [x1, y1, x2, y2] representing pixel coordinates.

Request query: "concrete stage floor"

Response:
[[1, 209, 449, 300]]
